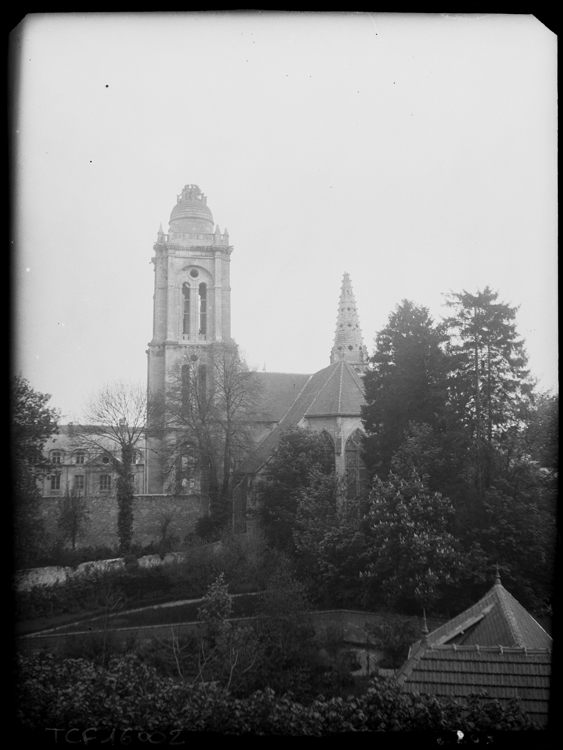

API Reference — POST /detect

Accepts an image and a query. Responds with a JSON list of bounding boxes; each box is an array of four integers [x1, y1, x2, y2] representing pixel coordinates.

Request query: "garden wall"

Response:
[[39, 493, 207, 549]]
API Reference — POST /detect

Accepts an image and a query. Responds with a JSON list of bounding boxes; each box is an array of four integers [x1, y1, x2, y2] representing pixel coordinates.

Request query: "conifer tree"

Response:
[[361, 300, 450, 479], [444, 287, 534, 494]]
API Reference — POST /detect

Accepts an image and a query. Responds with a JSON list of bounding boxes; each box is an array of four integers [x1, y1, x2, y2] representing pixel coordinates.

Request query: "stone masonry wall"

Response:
[[40, 493, 208, 549]]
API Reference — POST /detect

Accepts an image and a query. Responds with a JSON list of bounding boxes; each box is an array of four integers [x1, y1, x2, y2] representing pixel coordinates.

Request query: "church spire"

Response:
[[330, 272, 367, 369]]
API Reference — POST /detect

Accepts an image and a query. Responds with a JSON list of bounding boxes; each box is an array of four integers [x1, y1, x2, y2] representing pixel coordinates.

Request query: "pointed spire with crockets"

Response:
[[330, 272, 367, 369]]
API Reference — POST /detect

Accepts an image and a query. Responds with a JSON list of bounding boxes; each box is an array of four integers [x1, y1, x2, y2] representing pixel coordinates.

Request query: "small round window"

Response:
[[102, 456, 110, 464], [190, 269, 199, 278]]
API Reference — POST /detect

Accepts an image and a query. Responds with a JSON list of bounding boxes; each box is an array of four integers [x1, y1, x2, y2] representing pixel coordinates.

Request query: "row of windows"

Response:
[[50, 451, 112, 465], [50, 474, 111, 491]]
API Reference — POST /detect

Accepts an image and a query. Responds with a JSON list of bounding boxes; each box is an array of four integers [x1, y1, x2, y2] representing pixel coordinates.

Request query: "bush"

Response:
[[15, 565, 181, 621], [366, 613, 422, 669], [16, 652, 538, 734]]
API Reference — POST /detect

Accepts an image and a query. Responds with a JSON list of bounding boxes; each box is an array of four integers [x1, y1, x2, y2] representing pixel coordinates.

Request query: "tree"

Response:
[[73, 380, 153, 554], [361, 300, 450, 479], [57, 486, 89, 551], [163, 344, 261, 535], [11, 375, 60, 567], [444, 287, 534, 495], [364, 470, 466, 611], [257, 428, 334, 554], [11, 375, 60, 474], [293, 470, 368, 607]]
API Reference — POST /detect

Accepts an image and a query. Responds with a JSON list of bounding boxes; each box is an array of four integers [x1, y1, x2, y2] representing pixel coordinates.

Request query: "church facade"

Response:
[[38, 184, 370, 542], [146, 185, 369, 517]]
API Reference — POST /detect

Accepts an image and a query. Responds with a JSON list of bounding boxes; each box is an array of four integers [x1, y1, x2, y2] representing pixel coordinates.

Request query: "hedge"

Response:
[[16, 652, 538, 735]]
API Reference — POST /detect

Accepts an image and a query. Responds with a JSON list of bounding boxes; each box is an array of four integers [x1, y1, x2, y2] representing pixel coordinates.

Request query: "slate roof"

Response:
[[245, 360, 365, 473], [251, 372, 312, 423], [396, 579, 553, 727], [396, 645, 552, 728], [410, 579, 552, 652]]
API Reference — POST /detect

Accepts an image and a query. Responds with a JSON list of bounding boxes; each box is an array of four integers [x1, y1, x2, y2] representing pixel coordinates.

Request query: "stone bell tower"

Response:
[[146, 184, 234, 494]]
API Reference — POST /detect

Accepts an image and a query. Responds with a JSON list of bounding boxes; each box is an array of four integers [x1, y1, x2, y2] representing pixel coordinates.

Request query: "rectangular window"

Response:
[[75, 452, 85, 465], [74, 475, 85, 491], [50, 474, 61, 490], [51, 452, 62, 464], [100, 475, 111, 491]]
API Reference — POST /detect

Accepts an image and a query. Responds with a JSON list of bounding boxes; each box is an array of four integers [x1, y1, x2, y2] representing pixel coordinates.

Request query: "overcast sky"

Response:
[[13, 12, 557, 421]]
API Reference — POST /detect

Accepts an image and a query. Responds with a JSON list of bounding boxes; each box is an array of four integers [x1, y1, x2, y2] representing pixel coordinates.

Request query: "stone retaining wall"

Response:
[[15, 552, 187, 591], [39, 494, 206, 549]]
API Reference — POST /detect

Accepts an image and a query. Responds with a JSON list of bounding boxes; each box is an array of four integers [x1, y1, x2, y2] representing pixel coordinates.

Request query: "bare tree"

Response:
[[71, 380, 159, 554], [162, 344, 262, 532]]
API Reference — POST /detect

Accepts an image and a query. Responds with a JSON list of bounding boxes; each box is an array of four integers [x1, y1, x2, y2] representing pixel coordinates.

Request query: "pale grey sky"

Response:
[[14, 13, 557, 421]]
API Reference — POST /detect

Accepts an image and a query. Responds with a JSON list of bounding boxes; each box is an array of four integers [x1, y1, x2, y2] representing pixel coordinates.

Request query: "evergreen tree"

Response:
[[361, 300, 450, 479], [293, 470, 368, 607], [257, 428, 334, 554], [444, 287, 534, 495], [11, 375, 60, 567]]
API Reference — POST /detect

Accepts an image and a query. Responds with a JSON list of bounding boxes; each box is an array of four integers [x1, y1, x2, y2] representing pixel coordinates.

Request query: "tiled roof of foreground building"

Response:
[[396, 576, 553, 727], [396, 646, 552, 728]]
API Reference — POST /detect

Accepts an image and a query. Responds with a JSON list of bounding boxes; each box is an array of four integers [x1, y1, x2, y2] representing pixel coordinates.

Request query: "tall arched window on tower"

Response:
[[345, 429, 368, 499], [198, 283, 207, 337], [182, 284, 191, 337]]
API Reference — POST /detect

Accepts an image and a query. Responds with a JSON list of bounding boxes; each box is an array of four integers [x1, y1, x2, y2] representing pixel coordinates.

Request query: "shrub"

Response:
[[16, 653, 538, 734], [366, 613, 422, 668]]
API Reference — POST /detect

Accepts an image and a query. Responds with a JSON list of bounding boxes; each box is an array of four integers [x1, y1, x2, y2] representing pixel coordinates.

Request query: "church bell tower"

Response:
[[146, 184, 234, 493]]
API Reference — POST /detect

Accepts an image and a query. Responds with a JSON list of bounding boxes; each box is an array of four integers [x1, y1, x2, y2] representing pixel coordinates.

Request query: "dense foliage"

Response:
[[257, 428, 334, 554], [356, 288, 557, 615], [16, 651, 537, 734], [361, 300, 450, 479], [11, 375, 60, 567]]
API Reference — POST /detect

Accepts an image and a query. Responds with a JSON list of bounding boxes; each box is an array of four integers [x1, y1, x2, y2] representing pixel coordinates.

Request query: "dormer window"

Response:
[[51, 451, 62, 464], [75, 451, 85, 465]]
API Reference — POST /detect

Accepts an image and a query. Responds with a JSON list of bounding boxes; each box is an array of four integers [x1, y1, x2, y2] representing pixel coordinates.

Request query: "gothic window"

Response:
[[100, 475, 111, 491], [74, 475, 85, 492], [182, 283, 191, 335], [345, 429, 368, 499], [50, 473, 61, 491], [198, 283, 207, 336]]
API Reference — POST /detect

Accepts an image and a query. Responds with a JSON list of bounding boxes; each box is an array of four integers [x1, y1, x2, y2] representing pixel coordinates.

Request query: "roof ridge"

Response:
[[429, 644, 551, 654], [495, 584, 526, 647]]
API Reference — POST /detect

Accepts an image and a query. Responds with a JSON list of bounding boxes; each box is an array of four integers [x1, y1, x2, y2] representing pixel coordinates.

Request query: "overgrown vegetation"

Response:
[[11, 375, 60, 568], [16, 651, 537, 734], [255, 291, 557, 619]]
